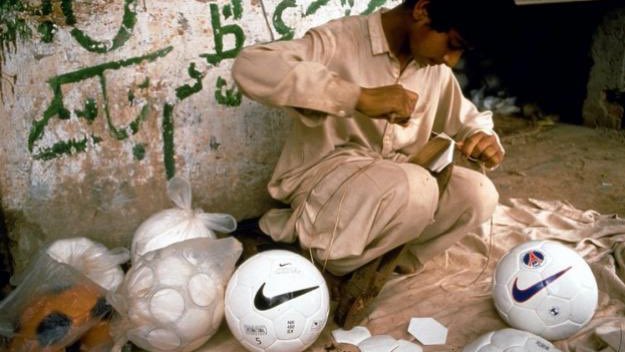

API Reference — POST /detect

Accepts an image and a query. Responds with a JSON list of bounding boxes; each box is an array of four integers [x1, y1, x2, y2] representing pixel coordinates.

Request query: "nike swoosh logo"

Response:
[[254, 283, 319, 311], [278, 263, 291, 267], [512, 266, 572, 303]]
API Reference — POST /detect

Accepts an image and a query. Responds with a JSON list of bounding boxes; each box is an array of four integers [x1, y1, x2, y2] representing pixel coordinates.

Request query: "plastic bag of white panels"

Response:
[[109, 237, 242, 352], [131, 177, 237, 263]]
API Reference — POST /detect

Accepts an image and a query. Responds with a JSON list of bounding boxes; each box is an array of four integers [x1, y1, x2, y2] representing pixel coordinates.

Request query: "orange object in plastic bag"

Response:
[[77, 320, 113, 352], [0, 254, 112, 352]]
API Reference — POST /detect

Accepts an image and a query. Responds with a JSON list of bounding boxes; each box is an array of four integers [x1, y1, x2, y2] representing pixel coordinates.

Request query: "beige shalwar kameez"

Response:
[[232, 10, 501, 276]]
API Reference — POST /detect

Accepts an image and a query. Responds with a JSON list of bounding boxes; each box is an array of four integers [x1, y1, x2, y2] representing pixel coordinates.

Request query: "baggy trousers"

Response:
[[261, 154, 499, 277]]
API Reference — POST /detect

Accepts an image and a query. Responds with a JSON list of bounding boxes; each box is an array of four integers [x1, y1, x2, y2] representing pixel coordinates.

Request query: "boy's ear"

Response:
[[412, 0, 429, 21]]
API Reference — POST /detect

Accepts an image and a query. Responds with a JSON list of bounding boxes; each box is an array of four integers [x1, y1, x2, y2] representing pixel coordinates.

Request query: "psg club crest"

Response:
[[522, 250, 545, 268]]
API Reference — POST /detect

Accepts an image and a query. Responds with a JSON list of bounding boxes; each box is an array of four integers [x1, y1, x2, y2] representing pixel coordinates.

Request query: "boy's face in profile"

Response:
[[407, 1, 467, 68]]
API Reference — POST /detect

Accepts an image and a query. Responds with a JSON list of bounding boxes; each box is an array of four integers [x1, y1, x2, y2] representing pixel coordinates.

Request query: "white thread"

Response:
[[440, 160, 495, 294], [319, 159, 378, 274], [323, 185, 349, 273]]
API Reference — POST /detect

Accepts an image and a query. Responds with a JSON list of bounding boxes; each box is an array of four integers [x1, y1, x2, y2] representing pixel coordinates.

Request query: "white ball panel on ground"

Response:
[[407, 317, 448, 345]]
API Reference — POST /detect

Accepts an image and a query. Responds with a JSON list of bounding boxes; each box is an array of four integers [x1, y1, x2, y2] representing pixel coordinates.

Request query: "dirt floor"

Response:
[[488, 114, 625, 218]]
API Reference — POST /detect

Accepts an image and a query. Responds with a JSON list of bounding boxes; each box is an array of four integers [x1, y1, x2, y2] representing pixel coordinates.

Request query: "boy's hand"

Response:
[[356, 84, 417, 124], [457, 131, 504, 168]]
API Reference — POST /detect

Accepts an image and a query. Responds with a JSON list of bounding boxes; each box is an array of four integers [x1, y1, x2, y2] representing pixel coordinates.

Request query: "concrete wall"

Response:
[[583, 6, 625, 128], [0, 0, 400, 273]]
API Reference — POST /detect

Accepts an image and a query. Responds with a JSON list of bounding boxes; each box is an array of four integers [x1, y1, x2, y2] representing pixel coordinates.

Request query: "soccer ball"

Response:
[[115, 237, 241, 352], [463, 328, 561, 352], [225, 250, 330, 352], [492, 240, 598, 341]]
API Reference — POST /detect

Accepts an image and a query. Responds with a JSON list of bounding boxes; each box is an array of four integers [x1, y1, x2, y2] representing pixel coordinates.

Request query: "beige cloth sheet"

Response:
[[203, 198, 625, 351], [363, 198, 625, 351]]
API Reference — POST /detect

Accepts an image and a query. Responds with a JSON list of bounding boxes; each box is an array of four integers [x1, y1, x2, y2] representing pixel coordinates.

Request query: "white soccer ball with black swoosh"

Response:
[[493, 240, 598, 340], [225, 250, 330, 352], [463, 328, 561, 352]]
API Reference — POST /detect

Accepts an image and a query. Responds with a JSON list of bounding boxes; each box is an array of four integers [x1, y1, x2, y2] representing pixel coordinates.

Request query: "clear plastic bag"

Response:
[[44, 237, 129, 292], [131, 177, 237, 263], [0, 253, 112, 351], [109, 237, 242, 352]]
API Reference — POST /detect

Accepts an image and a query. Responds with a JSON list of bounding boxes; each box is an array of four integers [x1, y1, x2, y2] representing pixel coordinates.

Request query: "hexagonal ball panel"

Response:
[[407, 317, 447, 345]]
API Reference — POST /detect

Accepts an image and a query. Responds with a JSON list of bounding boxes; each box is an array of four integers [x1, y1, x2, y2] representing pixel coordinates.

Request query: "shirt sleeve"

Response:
[[231, 26, 362, 126], [438, 66, 505, 154]]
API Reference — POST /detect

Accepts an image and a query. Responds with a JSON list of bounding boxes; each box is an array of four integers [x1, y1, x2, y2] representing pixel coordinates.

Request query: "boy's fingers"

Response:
[[481, 144, 504, 168], [474, 137, 495, 157], [461, 133, 484, 157]]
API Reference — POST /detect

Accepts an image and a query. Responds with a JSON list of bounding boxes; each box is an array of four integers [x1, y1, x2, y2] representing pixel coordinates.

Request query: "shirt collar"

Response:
[[368, 10, 390, 56]]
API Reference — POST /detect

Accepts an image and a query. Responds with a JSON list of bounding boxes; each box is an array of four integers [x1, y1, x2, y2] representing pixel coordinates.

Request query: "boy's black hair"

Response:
[[404, 0, 514, 50]]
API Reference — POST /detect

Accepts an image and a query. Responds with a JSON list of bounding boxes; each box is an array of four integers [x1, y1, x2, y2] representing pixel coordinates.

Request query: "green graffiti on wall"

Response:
[[37, 21, 55, 43], [303, 0, 387, 17], [59, 0, 76, 24], [76, 98, 97, 122], [161, 62, 211, 179], [361, 0, 387, 15], [341, 0, 355, 16], [39, 0, 137, 52], [304, 0, 330, 17], [0, 1, 32, 102], [215, 76, 242, 106], [176, 63, 204, 100], [162, 103, 175, 179], [133, 143, 146, 160], [273, 0, 297, 41], [28, 46, 173, 160], [35, 137, 88, 161], [201, 2, 245, 66], [222, 0, 243, 20], [23, 0, 400, 179]]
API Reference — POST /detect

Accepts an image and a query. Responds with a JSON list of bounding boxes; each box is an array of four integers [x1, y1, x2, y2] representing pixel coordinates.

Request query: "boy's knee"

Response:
[[459, 172, 498, 223], [398, 164, 439, 219]]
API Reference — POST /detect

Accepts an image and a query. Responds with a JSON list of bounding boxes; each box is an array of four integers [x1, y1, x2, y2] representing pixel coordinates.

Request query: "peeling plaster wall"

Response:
[[583, 6, 625, 128], [0, 0, 401, 273]]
